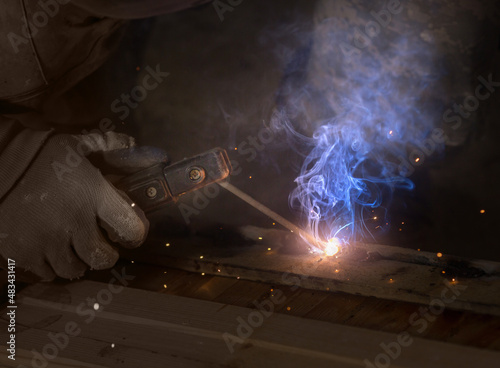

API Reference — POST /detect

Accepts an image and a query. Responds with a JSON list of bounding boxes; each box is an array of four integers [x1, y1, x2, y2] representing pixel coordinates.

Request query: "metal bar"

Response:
[[219, 181, 318, 246]]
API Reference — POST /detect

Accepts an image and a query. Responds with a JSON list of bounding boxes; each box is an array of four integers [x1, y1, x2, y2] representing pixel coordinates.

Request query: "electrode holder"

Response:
[[117, 148, 231, 212]]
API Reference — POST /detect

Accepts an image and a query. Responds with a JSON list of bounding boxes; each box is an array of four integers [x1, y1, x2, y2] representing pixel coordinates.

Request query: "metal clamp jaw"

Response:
[[117, 148, 231, 212]]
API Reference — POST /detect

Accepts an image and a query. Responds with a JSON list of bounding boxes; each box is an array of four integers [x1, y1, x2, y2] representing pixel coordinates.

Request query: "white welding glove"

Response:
[[0, 132, 167, 281]]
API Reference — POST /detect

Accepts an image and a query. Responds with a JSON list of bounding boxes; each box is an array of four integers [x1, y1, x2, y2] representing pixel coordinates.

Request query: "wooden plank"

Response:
[[1, 348, 110, 368], [1, 280, 500, 368], [86, 263, 500, 350]]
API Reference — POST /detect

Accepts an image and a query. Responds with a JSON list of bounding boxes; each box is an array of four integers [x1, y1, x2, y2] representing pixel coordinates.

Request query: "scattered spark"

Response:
[[93, 303, 99, 311], [270, 288, 274, 292], [131, 203, 136, 207], [111, 343, 115, 348], [217, 269, 221, 272], [389, 130, 393, 135], [417, 249, 421, 251], [442, 271, 445, 274], [201, 272, 205, 276], [399, 228, 402, 231], [165, 243, 170, 247], [324, 238, 340, 257], [437, 252, 443, 258], [236, 276, 240, 280], [452, 278, 456, 282], [286, 306, 291, 311], [163, 271, 167, 274], [401, 221, 405, 224], [415, 157, 420, 162], [480, 209, 486, 214], [131, 261, 134, 264], [249, 176, 252, 179], [272, 222, 276, 226], [163, 284, 167, 289], [267, 247, 272, 251], [326, 287, 330, 291], [335, 269, 339, 273], [258, 237, 263, 240], [373, 216, 378, 220], [234, 147, 238, 150], [200, 256, 204, 259]]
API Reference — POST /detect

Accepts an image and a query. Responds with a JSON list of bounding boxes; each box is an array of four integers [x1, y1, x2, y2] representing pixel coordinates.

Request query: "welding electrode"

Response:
[[218, 182, 319, 246]]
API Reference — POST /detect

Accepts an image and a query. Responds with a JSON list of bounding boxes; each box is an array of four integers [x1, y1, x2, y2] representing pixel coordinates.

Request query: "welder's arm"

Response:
[[0, 120, 53, 199], [69, 0, 213, 19], [0, 121, 167, 281]]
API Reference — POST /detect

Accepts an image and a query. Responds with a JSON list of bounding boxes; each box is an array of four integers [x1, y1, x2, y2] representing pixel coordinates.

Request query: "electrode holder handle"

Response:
[[117, 148, 231, 213]]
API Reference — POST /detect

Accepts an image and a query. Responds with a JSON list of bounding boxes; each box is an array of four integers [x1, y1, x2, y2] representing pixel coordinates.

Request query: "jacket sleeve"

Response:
[[68, 0, 213, 19], [0, 118, 52, 201]]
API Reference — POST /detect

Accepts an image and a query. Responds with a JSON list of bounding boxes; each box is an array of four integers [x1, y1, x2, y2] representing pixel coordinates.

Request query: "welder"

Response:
[[0, 0, 211, 281], [2, 0, 498, 282]]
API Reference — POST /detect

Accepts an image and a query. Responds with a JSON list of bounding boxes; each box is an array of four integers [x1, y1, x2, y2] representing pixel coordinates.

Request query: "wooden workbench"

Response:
[[1, 229, 500, 368]]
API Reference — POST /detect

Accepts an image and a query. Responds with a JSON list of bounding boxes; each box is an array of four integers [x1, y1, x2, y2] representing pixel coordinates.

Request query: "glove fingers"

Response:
[[73, 132, 136, 156], [97, 181, 149, 249], [90, 146, 169, 175], [72, 226, 120, 270], [46, 244, 88, 280]]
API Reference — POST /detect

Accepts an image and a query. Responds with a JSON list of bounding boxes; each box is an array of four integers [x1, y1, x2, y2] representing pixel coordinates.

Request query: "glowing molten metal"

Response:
[[324, 238, 341, 256]]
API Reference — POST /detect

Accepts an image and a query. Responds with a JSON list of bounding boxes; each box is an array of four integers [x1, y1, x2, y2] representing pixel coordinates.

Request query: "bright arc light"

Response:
[[324, 238, 340, 257]]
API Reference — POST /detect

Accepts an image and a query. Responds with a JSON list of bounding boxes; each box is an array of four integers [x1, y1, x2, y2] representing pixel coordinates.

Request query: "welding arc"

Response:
[[218, 182, 319, 246]]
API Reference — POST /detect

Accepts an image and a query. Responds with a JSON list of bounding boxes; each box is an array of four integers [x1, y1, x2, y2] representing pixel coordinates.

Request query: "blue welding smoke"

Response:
[[271, 10, 448, 247]]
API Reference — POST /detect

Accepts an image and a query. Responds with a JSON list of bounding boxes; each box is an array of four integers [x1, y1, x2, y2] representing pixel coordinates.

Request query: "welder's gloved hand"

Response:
[[0, 132, 167, 281]]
